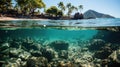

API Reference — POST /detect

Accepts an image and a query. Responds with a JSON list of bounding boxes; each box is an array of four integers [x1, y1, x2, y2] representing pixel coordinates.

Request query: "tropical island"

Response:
[[1, 0, 120, 67], [0, 0, 114, 21]]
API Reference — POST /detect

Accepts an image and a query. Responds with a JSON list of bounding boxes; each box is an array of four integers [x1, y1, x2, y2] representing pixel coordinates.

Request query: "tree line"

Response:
[[0, 0, 83, 18]]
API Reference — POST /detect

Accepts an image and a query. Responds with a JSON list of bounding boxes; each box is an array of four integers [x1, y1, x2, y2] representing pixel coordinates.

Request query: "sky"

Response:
[[12, 0, 120, 18]]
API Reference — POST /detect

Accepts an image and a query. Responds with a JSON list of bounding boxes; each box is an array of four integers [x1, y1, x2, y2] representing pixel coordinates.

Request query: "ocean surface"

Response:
[[0, 18, 120, 67]]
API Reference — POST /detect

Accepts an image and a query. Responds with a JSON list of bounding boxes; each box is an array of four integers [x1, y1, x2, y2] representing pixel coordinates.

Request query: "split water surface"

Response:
[[0, 18, 120, 67]]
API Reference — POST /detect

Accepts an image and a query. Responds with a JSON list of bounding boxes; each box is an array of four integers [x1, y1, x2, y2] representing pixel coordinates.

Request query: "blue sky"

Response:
[[12, 0, 120, 18]]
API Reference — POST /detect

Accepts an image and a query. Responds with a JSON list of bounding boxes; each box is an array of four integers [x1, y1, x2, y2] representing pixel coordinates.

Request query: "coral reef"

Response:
[[0, 37, 120, 67]]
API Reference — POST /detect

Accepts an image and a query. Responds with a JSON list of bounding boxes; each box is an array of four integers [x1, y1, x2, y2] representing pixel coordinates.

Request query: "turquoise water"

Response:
[[0, 28, 98, 46], [0, 18, 120, 45], [0, 18, 120, 67], [0, 18, 120, 43]]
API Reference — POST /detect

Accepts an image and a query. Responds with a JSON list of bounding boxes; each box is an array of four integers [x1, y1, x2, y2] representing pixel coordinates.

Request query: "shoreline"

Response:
[[0, 17, 50, 21]]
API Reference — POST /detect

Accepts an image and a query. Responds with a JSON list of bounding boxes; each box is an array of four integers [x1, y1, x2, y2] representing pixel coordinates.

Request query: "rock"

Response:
[[1, 49, 10, 55], [101, 59, 109, 67], [26, 57, 48, 67], [9, 48, 31, 60], [94, 45, 112, 59], [80, 63, 94, 67], [74, 51, 93, 63], [81, 48, 89, 52], [109, 50, 117, 61], [73, 12, 84, 19], [49, 40, 69, 51], [108, 49, 120, 67], [30, 50, 42, 57], [58, 50, 68, 59], [0, 60, 6, 67], [58, 61, 74, 67], [22, 42, 41, 51], [41, 46, 56, 62], [9, 48, 23, 57], [0, 43, 9, 48], [0, 43, 10, 51], [3, 37, 120, 67], [2, 58, 22, 67], [18, 51, 31, 60], [21, 37, 41, 51], [10, 41, 20, 48], [82, 52, 93, 62], [88, 39, 105, 51]]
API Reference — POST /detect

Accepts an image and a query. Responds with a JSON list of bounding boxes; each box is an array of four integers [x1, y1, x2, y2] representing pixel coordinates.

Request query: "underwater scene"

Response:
[[0, 18, 120, 67]]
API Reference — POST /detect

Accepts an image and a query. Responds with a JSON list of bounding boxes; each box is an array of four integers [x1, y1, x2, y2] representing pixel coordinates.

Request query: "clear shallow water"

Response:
[[0, 29, 98, 45], [0, 18, 120, 67], [0, 18, 120, 45], [0, 18, 119, 35]]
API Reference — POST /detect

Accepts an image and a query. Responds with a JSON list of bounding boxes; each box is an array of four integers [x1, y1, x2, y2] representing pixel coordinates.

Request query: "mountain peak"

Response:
[[87, 9, 95, 12], [83, 10, 115, 19]]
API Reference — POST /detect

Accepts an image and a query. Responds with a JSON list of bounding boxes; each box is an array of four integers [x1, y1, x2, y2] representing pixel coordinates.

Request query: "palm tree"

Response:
[[70, 6, 78, 16], [58, 2, 65, 16], [66, 3, 71, 9], [58, 2, 65, 11], [66, 3, 78, 17], [66, 3, 72, 17], [71, 6, 78, 11], [79, 5, 83, 13]]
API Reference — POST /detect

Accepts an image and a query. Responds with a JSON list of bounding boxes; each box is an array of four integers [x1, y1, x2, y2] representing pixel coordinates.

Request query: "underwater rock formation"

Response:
[[30, 50, 42, 57], [0, 43, 10, 61], [1, 37, 120, 67], [41, 46, 56, 62], [0, 43, 10, 53], [88, 39, 105, 51], [94, 46, 112, 59], [108, 49, 120, 67], [49, 40, 69, 50], [58, 50, 68, 59], [93, 43, 113, 59], [26, 57, 48, 67], [22, 41, 40, 51], [9, 48, 23, 57], [2, 58, 23, 67]]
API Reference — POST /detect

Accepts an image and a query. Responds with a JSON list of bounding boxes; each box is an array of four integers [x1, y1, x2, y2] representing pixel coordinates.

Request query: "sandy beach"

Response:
[[0, 17, 49, 21]]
